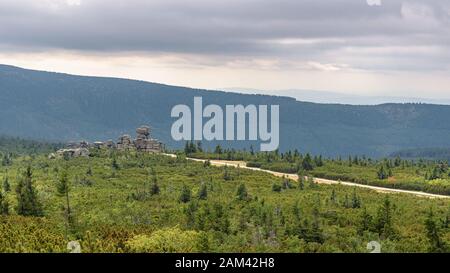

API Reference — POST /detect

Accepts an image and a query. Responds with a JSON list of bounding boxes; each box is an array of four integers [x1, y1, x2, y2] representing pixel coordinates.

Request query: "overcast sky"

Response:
[[1, 0, 450, 99]]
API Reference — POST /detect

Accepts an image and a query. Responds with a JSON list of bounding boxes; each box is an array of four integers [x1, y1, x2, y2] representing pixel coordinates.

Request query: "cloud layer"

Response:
[[1, 0, 449, 96]]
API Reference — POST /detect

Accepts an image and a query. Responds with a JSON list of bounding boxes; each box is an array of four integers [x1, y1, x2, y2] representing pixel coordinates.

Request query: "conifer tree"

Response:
[[189, 141, 197, 154], [301, 153, 314, 171], [16, 166, 43, 217], [197, 232, 210, 252], [179, 184, 192, 203], [223, 166, 232, 181], [236, 183, 248, 201], [56, 170, 74, 233], [308, 176, 316, 188], [184, 141, 190, 155], [357, 207, 373, 235], [86, 166, 93, 176], [330, 189, 337, 204], [150, 180, 160, 196], [150, 169, 160, 195], [0, 191, 9, 215], [298, 170, 305, 190], [214, 145, 223, 154], [425, 209, 447, 253], [1, 153, 12, 166], [111, 157, 119, 170], [292, 200, 301, 221], [351, 188, 361, 208], [310, 206, 324, 243], [375, 197, 394, 239], [377, 164, 389, 180], [196, 141, 203, 153], [198, 183, 208, 200], [2, 176, 10, 192]]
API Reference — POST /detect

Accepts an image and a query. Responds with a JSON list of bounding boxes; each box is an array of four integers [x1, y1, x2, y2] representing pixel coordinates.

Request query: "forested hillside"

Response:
[[0, 136, 60, 153], [2, 64, 450, 157]]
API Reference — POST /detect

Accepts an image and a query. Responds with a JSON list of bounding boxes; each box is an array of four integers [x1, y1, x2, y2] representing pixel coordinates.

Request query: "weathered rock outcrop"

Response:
[[131, 125, 163, 152], [53, 148, 90, 159], [117, 134, 133, 150], [50, 125, 163, 159]]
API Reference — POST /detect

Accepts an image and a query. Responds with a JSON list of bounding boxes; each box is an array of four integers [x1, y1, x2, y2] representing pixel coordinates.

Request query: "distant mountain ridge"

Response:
[[223, 87, 450, 105], [1, 64, 450, 157]]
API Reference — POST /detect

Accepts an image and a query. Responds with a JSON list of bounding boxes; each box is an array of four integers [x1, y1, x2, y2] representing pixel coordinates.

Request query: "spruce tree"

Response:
[[189, 141, 197, 154], [150, 180, 160, 196], [298, 170, 305, 190], [203, 160, 211, 168], [0, 191, 9, 215], [301, 154, 314, 171], [196, 141, 203, 152], [351, 189, 361, 208], [111, 157, 120, 170], [292, 200, 301, 221], [16, 166, 43, 217], [184, 141, 190, 155], [425, 209, 447, 253], [377, 165, 389, 180], [56, 171, 74, 232], [298, 177, 305, 190], [197, 232, 210, 252], [86, 166, 93, 176], [223, 166, 232, 181], [214, 145, 223, 154], [1, 153, 12, 166], [309, 206, 324, 243], [375, 197, 394, 239], [357, 207, 373, 235], [179, 184, 192, 203], [236, 183, 248, 201], [308, 176, 316, 188], [150, 169, 160, 195], [330, 189, 337, 204], [2, 176, 10, 192], [198, 183, 208, 200], [314, 155, 324, 167]]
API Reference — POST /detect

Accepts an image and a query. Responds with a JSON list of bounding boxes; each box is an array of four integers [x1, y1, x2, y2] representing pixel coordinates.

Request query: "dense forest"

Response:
[[391, 148, 450, 161], [0, 136, 62, 170], [0, 144, 449, 253], [183, 142, 450, 196], [0, 136, 61, 155]]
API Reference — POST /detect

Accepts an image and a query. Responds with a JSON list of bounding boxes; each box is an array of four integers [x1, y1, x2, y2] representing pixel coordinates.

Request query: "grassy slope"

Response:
[[0, 150, 449, 253]]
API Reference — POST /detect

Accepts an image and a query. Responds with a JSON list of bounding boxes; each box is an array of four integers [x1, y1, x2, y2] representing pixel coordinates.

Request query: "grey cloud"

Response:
[[0, 0, 449, 71]]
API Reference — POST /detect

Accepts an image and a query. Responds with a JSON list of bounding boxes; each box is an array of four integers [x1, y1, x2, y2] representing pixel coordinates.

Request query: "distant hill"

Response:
[[1, 64, 450, 157], [391, 148, 450, 161], [223, 87, 450, 105]]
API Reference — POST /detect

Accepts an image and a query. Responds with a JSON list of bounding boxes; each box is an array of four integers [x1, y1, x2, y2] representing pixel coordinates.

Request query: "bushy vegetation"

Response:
[[185, 142, 450, 196], [0, 147, 449, 253]]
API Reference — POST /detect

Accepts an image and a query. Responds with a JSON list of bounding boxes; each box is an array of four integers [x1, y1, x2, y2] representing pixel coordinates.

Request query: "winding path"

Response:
[[163, 154, 450, 199]]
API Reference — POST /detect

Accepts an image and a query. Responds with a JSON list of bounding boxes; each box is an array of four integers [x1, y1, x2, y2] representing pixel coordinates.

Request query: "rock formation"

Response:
[[131, 125, 163, 153], [52, 148, 90, 159], [51, 125, 164, 159], [117, 134, 133, 150]]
